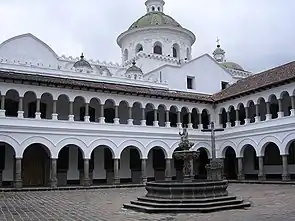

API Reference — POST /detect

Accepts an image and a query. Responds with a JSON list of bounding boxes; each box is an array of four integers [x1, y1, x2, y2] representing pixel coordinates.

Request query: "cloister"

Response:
[[0, 82, 295, 188]]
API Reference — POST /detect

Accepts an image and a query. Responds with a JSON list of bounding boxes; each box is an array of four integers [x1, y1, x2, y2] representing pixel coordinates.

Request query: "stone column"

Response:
[[127, 106, 133, 125], [266, 102, 272, 121], [69, 101, 74, 121], [258, 156, 266, 180], [278, 99, 284, 118], [0, 95, 5, 117], [165, 158, 172, 181], [52, 100, 58, 120], [113, 159, 120, 184], [188, 112, 193, 129], [226, 111, 231, 128], [35, 98, 41, 119], [113, 105, 119, 124], [237, 157, 245, 180], [50, 159, 57, 188], [165, 110, 170, 127], [290, 96, 295, 116], [176, 111, 182, 128], [245, 107, 250, 124], [15, 158, 22, 188], [99, 104, 105, 123], [235, 109, 240, 126], [141, 159, 147, 184], [84, 103, 90, 122], [84, 159, 91, 186], [17, 97, 24, 118], [254, 104, 260, 123], [282, 155, 290, 181], [198, 113, 203, 129], [141, 108, 146, 126], [153, 109, 159, 127]]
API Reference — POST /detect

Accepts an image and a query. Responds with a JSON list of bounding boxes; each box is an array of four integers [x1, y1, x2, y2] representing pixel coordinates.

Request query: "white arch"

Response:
[[219, 140, 237, 158], [282, 133, 295, 155], [0, 134, 19, 156], [87, 138, 117, 159], [117, 140, 145, 159], [20, 136, 55, 158], [145, 140, 169, 159], [237, 138, 258, 157], [192, 142, 212, 159], [257, 135, 282, 156], [55, 137, 87, 159]]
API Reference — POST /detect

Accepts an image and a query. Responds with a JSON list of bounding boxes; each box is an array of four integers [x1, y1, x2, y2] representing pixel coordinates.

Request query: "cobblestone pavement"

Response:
[[1, 183, 295, 221]]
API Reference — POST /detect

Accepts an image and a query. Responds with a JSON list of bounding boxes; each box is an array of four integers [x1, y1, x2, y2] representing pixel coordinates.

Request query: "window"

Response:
[[135, 44, 143, 53], [172, 43, 179, 58], [187, 76, 194, 89], [152, 6, 155, 11], [153, 45, 162, 55], [158, 7, 161, 11], [221, 81, 229, 90]]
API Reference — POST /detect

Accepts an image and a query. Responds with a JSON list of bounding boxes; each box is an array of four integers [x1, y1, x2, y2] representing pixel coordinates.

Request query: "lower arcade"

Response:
[[0, 140, 295, 187]]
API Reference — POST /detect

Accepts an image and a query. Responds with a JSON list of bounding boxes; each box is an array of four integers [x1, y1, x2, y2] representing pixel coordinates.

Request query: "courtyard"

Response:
[[0, 184, 294, 221]]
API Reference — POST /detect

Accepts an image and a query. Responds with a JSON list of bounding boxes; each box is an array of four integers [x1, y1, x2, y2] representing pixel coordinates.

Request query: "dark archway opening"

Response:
[[22, 144, 50, 186], [224, 147, 237, 179]]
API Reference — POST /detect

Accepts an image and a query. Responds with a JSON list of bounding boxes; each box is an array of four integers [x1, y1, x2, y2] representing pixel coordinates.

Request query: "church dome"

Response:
[[222, 61, 244, 71], [73, 53, 92, 70], [128, 12, 181, 30]]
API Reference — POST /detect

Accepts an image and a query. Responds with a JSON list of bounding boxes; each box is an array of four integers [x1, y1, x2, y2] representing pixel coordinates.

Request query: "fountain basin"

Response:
[[145, 180, 228, 199]]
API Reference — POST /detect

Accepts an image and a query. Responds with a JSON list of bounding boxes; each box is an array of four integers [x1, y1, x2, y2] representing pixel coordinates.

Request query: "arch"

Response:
[[118, 140, 144, 159], [237, 103, 245, 110], [135, 44, 143, 53], [123, 49, 128, 61], [0, 134, 19, 156], [237, 138, 258, 157], [268, 94, 277, 102], [55, 137, 87, 159], [158, 104, 167, 111], [146, 140, 169, 158], [257, 97, 266, 104], [88, 138, 117, 159], [172, 43, 180, 58], [132, 101, 143, 108], [247, 100, 255, 107], [220, 141, 237, 158], [280, 91, 290, 99], [282, 133, 295, 155], [20, 136, 54, 158], [153, 42, 162, 55], [258, 136, 281, 156], [192, 142, 212, 159], [227, 105, 235, 112]]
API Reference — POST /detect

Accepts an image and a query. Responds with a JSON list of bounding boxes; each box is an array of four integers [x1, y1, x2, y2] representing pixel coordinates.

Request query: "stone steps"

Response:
[[137, 195, 237, 203], [123, 201, 251, 213]]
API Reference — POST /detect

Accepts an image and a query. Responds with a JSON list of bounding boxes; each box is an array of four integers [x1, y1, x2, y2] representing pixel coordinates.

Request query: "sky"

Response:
[[0, 0, 294, 73]]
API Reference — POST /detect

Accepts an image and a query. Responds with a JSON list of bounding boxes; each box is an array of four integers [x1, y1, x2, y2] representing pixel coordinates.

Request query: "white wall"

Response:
[[147, 54, 234, 94]]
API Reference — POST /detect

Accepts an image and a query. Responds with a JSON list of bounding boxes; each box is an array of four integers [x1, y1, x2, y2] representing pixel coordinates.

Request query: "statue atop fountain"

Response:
[[173, 127, 199, 182]]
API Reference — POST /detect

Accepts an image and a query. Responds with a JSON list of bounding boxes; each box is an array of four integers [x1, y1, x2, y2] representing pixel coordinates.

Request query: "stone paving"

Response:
[[0, 183, 295, 221]]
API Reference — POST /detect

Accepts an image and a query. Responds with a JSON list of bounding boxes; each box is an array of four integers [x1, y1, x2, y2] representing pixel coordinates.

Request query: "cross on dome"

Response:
[[145, 0, 165, 13]]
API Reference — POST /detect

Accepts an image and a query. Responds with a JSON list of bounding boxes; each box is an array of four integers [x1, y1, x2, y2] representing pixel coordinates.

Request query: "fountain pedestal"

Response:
[[123, 127, 250, 213]]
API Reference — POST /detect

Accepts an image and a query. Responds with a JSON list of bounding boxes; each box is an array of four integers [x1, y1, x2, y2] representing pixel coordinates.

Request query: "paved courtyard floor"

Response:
[[0, 183, 295, 221]]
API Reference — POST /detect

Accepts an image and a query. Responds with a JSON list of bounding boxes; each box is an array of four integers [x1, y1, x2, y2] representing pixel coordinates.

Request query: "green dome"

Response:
[[128, 12, 181, 30], [222, 61, 244, 71]]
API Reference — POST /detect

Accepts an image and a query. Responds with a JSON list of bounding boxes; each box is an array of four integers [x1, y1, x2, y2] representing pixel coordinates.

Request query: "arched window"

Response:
[[172, 43, 180, 58], [158, 7, 161, 11], [153, 42, 162, 55], [152, 6, 155, 11], [123, 49, 128, 62], [135, 44, 143, 53]]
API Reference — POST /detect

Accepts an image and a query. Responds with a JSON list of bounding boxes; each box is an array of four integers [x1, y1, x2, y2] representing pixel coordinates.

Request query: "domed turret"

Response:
[[125, 60, 143, 80], [213, 39, 225, 62], [73, 53, 92, 73]]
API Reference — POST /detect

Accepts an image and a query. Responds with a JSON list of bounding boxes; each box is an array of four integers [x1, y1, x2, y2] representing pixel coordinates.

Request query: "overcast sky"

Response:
[[0, 0, 294, 73]]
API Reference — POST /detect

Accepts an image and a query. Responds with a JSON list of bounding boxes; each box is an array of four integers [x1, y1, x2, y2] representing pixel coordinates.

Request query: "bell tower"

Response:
[[145, 0, 165, 13]]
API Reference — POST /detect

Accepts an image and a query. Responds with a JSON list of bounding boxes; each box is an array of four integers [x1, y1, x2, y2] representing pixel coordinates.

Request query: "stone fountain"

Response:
[[124, 125, 250, 213]]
